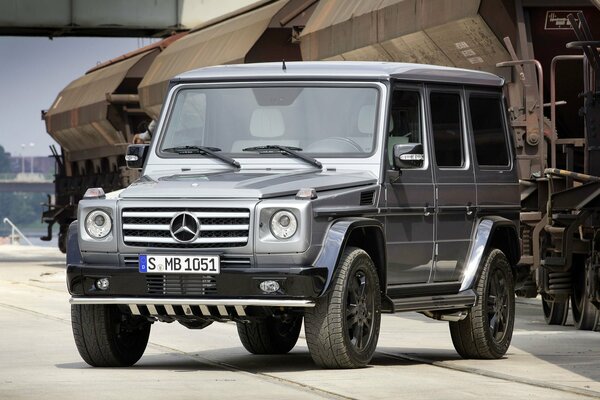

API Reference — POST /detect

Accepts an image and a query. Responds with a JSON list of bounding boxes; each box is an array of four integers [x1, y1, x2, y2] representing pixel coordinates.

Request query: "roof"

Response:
[[174, 61, 505, 87]]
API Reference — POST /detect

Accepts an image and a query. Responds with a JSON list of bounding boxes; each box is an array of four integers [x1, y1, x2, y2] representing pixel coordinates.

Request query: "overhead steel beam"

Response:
[[0, 0, 261, 38]]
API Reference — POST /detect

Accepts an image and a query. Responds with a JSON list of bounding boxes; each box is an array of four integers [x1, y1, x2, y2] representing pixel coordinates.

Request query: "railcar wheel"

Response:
[[571, 265, 599, 330], [541, 296, 569, 325]]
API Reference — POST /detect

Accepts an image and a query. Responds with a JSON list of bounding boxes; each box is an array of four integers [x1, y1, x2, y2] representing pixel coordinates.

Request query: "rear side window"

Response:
[[430, 92, 463, 167], [469, 96, 509, 166]]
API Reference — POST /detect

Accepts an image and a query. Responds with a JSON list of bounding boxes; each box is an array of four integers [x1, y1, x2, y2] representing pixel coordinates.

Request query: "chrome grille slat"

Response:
[[123, 224, 249, 231], [123, 211, 249, 218], [122, 207, 250, 248]]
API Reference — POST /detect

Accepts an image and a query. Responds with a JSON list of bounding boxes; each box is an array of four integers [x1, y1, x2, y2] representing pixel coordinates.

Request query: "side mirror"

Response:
[[393, 143, 424, 169], [125, 144, 149, 169]]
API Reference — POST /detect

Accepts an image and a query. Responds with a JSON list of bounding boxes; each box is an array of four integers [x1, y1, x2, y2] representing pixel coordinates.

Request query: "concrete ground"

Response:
[[0, 245, 599, 400]]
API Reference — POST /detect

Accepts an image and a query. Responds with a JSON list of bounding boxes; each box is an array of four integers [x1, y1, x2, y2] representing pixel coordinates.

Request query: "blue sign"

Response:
[[139, 255, 147, 272]]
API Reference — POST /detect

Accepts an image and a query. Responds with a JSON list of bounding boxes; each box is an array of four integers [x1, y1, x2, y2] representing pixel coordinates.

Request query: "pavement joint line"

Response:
[[0, 302, 69, 323], [147, 341, 356, 400], [377, 350, 600, 399], [0, 300, 353, 400], [0, 278, 66, 293]]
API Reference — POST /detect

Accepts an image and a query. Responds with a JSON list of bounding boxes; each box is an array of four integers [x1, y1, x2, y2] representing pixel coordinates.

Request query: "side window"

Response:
[[388, 90, 421, 166], [430, 92, 463, 168], [469, 95, 509, 166]]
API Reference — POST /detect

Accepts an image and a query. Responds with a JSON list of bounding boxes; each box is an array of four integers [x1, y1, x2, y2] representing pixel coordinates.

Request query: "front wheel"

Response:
[[71, 304, 151, 367], [450, 249, 515, 359], [237, 315, 302, 354], [304, 247, 381, 368]]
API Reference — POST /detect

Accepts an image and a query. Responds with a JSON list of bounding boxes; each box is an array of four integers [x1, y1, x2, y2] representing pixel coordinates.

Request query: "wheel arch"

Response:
[[460, 217, 520, 292], [313, 218, 386, 296]]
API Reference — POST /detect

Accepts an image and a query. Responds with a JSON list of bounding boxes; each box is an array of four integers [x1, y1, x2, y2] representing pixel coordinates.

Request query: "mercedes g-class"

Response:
[[67, 61, 520, 368]]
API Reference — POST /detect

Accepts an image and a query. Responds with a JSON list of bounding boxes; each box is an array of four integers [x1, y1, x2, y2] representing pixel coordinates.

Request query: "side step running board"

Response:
[[390, 289, 477, 313]]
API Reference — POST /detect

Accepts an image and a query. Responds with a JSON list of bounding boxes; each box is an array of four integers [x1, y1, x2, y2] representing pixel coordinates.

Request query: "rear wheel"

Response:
[[304, 247, 381, 368], [71, 304, 151, 367], [541, 295, 569, 325], [571, 264, 599, 330], [450, 249, 515, 359], [237, 315, 302, 354]]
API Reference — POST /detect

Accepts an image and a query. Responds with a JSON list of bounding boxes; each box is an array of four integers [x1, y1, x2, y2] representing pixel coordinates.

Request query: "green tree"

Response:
[[0, 192, 45, 235]]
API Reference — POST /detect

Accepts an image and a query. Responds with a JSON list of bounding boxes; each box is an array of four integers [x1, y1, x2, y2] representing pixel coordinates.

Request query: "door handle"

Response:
[[466, 203, 475, 216], [424, 204, 435, 217]]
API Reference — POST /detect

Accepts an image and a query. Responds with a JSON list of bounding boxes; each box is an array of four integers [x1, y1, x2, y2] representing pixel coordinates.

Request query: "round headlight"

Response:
[[270, 210, 298, 239], [85, 210, 112, 239]]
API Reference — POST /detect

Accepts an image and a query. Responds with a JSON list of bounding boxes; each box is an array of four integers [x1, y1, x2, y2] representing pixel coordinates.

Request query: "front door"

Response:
[[384, 85, 435, 285], [427, 87, 476, 282]]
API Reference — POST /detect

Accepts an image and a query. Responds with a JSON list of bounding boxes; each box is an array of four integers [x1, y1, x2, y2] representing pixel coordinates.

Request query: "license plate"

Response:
[[139, 255, 220, 274]]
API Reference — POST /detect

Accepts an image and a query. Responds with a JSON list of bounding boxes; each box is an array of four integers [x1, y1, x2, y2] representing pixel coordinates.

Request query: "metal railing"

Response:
[[2, 218, 33, 246]]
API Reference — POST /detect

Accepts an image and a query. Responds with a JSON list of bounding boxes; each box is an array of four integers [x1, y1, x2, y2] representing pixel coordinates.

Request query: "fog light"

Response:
[[96, 278, 110, 291], [259, 280, 280, 293]]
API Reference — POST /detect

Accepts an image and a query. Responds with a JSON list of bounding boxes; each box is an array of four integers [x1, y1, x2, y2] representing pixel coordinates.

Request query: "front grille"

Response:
[[146, 274, 217, 296], [122, 207, 250, 248]]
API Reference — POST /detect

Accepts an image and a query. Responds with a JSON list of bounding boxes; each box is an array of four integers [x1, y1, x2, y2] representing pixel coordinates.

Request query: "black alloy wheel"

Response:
[[487, 267, 511, 344], [346, 269, 376, 352]]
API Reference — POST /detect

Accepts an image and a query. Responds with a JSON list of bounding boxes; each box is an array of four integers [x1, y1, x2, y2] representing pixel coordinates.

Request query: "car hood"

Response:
[[118, 169, 377, 199]]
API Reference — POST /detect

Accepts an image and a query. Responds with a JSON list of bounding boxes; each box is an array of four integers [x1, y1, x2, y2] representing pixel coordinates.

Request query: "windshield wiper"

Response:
[[162, 146, 240, 169], [242, 145, 322, 170]]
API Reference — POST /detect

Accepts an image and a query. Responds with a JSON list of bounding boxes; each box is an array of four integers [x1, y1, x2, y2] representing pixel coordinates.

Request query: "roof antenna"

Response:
[[282, 59, 287, 72]]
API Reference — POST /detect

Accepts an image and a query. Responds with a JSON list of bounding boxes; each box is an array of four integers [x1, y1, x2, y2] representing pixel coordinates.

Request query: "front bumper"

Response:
[[67, 263, 327, 301]]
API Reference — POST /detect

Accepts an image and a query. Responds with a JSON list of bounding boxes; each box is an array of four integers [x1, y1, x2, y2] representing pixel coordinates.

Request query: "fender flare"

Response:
[[313, 217, 386, 296], [460, 216, 519, 292], [66, 220, 82, 266]]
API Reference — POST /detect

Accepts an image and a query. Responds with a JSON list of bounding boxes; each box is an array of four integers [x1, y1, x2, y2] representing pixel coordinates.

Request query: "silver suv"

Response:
[[67, 62, 520, 368]]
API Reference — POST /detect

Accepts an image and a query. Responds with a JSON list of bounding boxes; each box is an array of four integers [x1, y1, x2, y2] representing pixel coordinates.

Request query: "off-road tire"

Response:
[[71, 304, 151, 367], [542, 296, 569, 325], [237, 315, 302, 354], [304, 247, 381, 368], [450, 249, 515, 359]]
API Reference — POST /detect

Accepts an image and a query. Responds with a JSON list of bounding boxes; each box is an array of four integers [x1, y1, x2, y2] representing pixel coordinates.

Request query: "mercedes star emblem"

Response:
[[169, 212, 200, 242]]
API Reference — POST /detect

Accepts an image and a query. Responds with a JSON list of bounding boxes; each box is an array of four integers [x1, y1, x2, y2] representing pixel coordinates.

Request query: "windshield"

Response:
[[159, 85, 379, 158]]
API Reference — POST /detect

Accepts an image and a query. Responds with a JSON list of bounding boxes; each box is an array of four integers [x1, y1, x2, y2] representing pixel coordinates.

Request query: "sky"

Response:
[[0, 36, 154, 157]]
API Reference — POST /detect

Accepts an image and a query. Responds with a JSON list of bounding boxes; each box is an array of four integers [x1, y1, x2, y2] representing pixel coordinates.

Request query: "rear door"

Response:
[[427, 86, 477, 282], [466, 89, 520, 222]]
